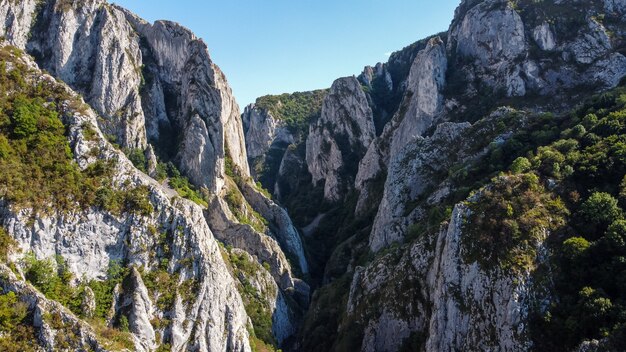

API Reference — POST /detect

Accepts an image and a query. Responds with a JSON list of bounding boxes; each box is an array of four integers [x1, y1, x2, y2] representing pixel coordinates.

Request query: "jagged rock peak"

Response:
[[306, 76, 376, 202], [0, 49, 252, 351], [353, 36, 447, 216], [448, 0, 526, 65], [0, 0, 250, 192], [358, 62, 393, 92], [242, 104, 282, 160], [121, 5, 251, 191]]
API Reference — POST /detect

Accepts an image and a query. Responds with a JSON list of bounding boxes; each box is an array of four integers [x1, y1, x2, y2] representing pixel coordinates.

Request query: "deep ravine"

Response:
[[0, 0, 626, 351]]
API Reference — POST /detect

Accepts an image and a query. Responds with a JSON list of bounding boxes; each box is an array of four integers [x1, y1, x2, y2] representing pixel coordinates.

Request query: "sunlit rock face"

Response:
[[305, 76, 376, 202], [0, 0, 310, 349]]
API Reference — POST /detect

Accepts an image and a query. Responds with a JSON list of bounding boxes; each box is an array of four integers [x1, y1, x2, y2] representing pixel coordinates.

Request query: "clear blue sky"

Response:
[[113, 0, 460, 107]]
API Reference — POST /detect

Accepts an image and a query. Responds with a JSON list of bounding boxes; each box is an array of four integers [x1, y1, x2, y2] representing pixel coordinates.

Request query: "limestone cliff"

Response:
[[306, 77, 376, 202], [0, 50, 251, 351], [241, 0, 626, 351], [0, 0, 309, 349], [0, 0, 250, 191]]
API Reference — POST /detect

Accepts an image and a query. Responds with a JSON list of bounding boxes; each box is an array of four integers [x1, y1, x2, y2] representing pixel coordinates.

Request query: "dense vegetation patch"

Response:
[[255, 90, 327, 134], [0, 46, 153, 216], [21, 255, 134, 350], [464, 173, 568, 272], [125, 148, 209, 207], [511, 86, 626, 351], [0, 291, 37, 351], [221, 245, 278, 351], [225, 153, 268, 233], [456, 84, 626, 350]]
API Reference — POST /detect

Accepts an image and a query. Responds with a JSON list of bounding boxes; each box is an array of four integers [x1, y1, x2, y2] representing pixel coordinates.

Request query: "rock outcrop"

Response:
[[0, 265, 108, 351], [28, 0, 148, 149], [0, 0, 37, 49], [241, 183, 309, 275], [355, 36, 447, 216], [347, 201, 543, 352], [242, 104, 294, 161], [306, 77, 376, 201], [1, 0, 250, 192], [243, 1, 626, 350], [369, 121, 470, 252], [121, 10, 251, 192], [0, 51, 252, 351]]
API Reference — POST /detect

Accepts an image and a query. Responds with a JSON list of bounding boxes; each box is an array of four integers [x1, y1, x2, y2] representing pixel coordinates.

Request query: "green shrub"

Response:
[[125, 148, 147, 173], [561, 237, 590, 259], [118, 315, 129, 332], [0, 292, 27, 331], [22, 254, 84, 314], [464, 174, 568, 271], [0, 228, 16, 262], [11, 96, 41, 138], [578, 192, 622, 236], [604, 219, 626, 250], [89, 260, 128, 320], [142, 269, 177, 311], [160, 162, 208, 207], [510, 157, 532, 174], [124, 185, 154, 216], [0, 291, 36, 351]]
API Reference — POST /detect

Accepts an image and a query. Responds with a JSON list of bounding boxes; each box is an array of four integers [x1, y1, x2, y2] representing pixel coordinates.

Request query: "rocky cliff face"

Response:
[[0, 0, 309, 350], [355, 36, 448, 217], [306, 77, 376, 202], [346, 199, 547, 352], [124, 13, 250, 191], [242, 105, 293, 161], [241, 0, 626, 351], [1, 0, 250, 191], [1, 0, 626, 350], [0, 51, 252, 351]]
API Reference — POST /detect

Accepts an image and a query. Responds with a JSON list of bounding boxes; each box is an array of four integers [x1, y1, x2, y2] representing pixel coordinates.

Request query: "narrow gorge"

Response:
[[0, 0, 626, 351]]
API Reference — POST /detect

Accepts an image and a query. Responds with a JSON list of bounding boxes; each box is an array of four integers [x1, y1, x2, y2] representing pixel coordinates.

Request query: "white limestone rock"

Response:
[[533, 22, 557, 51], [27, 0, 148, 149], [306, 76, 376, 202], [124, 268, 157, 351], [355, 37, 447, 216], [425, 204, 537, 352], [230, 249, 298, 345], [369, 122, 470, 252], [125, 14, 250, 192], [242, 104, 295, 160], [566, 17, 612, 65], [359, 62, 393, 92], [0, 56, 252, 352], [0, 0, 37, 49], [207, 194, 296, 291], [449, 0, 526, 65], [241, 183, 309, 275], [390, 37, 447, 158]]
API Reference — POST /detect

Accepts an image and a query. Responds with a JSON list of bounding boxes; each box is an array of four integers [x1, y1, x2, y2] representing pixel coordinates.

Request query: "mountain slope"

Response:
[[0, 0, 311, 350], [0, 45, 251, 351], [1, 0, 626, 351], [243, 0, 626, 351]]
